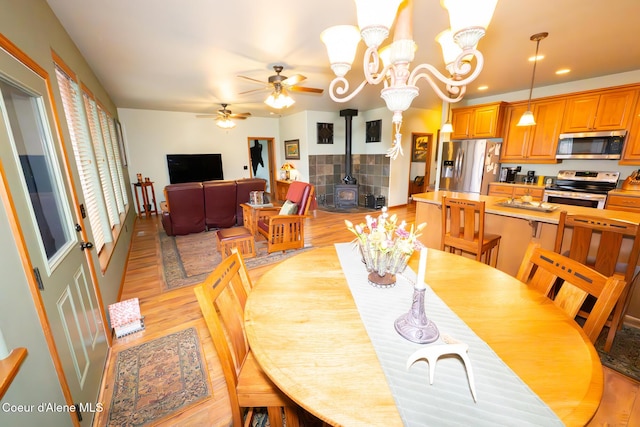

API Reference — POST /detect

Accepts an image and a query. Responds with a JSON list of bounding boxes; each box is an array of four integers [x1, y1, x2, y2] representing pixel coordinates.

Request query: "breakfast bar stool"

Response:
[[441, 196, 501, 267]]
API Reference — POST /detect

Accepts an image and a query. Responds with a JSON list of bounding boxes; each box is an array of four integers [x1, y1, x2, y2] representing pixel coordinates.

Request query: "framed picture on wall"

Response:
[[366, 119, 382, 143], [411, 133, 432, 162], [317, 122, 333, 144], [284, 139, 300, 160]]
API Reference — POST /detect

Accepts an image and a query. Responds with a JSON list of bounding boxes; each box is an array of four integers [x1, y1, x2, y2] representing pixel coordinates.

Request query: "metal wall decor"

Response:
[[317, 122, 333, 144], [366, 119, 381, 143]]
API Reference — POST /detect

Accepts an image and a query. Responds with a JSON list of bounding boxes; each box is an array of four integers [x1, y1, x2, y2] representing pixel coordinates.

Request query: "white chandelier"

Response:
[[321, 0, 498, 159]]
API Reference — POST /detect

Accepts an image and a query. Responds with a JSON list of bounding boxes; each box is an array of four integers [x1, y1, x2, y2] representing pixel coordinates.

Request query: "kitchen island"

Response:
[[414, 190, 640, 323], [414, 191, 640, 268]]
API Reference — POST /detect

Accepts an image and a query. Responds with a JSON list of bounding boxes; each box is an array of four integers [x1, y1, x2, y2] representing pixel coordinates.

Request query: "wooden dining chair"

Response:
[[517, 242, 626, 344], [554, 211, 640, 351], [194, 248, 300, 427], [441, 196, 501, 267]]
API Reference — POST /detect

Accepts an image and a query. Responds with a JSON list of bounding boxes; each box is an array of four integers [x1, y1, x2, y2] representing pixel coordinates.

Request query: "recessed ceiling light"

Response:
[[556, 68, 571, 75], [528, 54, 544, 62], [478, 85, 489, 91]]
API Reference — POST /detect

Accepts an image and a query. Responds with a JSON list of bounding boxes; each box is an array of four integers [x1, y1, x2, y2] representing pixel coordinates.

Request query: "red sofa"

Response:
[[162, 178, 266, 236]]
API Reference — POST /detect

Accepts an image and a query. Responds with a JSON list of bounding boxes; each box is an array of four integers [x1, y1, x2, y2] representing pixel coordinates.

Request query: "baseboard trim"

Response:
[[623, 315, 640, 329]]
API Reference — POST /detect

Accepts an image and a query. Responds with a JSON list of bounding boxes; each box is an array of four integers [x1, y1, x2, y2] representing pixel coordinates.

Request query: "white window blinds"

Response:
[[83, 93, 119, 228], [54, 65, 112, 252]]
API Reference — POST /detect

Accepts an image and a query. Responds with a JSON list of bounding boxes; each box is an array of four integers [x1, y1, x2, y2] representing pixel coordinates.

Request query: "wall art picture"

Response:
[[366, 119, 382, 143], [411, 133, 432, 162], [284, 139, 300, 160], [317, 122, 333, 144]]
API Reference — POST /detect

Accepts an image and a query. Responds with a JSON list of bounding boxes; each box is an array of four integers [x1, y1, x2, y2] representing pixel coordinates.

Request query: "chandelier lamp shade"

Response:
[[517, 32, 548, 127], [321, 0, 498, 159]]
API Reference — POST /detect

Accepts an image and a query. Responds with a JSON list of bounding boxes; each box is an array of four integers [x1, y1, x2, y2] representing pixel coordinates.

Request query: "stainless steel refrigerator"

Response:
[[439, 139, 502, 194]]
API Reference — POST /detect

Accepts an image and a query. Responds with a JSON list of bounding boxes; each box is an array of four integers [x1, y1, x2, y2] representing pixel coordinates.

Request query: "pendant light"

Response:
[[517, 32, 548, 127], [441, 102, 453, 134]]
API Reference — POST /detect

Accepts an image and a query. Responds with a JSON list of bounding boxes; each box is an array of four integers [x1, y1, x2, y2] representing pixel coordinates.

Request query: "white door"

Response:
[[0, 47, 107, 424]]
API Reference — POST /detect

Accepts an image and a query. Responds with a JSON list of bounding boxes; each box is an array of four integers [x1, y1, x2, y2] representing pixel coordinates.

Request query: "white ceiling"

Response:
[[45, 0, 640, 119]]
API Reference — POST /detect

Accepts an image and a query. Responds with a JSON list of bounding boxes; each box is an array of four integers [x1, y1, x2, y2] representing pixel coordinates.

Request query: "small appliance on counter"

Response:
[[622, 170, 640, 191], [523, 170, 536, 184], [499, 166, 521, 183]]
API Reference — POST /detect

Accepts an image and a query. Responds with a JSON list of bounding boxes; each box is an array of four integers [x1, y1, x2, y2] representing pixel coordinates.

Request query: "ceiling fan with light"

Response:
[[196, 104, 251, 129], [238, 65, 324, 109]]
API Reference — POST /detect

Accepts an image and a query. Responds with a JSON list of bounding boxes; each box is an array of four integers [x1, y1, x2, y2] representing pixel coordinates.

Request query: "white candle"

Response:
[[416, 249, 427, 290], [0, 327, 10, 360]]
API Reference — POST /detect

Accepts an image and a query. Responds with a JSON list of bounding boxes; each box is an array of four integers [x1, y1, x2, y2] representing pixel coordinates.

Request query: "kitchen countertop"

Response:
[[489, 182, 547, 189], [609, 188, 640, 197], [412, 190, 640, 224]]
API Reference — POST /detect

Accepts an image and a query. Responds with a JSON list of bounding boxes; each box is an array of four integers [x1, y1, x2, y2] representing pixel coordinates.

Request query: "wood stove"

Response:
[[334, 108, 359, 209], [335, 184, 358, 209]]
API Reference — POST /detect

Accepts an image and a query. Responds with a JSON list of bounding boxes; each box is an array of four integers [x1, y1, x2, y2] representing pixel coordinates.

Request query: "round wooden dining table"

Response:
[[244, 245, 603, 427]]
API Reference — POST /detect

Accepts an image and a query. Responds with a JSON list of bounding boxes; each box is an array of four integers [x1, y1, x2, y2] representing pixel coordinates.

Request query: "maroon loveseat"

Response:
[[161, 178, 266, 236]]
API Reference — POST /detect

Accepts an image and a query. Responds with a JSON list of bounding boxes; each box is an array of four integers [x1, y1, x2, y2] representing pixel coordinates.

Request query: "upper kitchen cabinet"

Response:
[[501, 99, 565, 163], [561, 88, 638, 132], [450, 102, 506, 140], [620, 95, 640, 164]]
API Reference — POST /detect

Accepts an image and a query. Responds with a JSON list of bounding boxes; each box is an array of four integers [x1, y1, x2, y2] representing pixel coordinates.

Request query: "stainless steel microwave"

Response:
[[555, 130, 626, 160]]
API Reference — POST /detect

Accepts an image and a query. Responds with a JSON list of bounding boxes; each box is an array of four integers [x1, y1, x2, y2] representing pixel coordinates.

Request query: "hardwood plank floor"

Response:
[[93, 202, 639, 426]]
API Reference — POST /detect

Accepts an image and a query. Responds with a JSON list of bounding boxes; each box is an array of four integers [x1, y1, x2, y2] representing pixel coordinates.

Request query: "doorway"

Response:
[[247, 137, 276, 201], [408, 132, 433, 198]]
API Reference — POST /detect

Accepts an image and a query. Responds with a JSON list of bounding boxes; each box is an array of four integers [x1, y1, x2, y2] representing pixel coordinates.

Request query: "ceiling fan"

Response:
[[196, 104, 251, 128], [238, 65, 324, 109]]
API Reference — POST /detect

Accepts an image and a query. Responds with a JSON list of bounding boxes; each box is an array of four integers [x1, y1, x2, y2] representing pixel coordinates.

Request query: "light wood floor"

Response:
[[93, 203, 640, 426]]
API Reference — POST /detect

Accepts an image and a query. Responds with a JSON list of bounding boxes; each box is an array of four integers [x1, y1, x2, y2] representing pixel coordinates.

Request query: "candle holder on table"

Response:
[[394, 249, 439, 344]]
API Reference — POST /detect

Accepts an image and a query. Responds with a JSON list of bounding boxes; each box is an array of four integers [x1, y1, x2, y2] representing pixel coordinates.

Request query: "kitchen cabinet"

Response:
[[450, 102, 506, 140], [620, 96, 640, 164], [605, 191, 640, 213], [500, 99, 565, 163], [488, 183, 544, 200], [561, 88, 638, 132]]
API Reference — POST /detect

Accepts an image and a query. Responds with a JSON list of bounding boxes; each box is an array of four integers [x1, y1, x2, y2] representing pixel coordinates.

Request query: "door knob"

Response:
[[80, 241, 94, 251]]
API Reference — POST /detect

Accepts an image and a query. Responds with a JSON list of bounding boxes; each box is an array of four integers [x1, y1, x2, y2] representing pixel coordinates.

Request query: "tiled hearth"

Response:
[[309, 154, 390, 207]]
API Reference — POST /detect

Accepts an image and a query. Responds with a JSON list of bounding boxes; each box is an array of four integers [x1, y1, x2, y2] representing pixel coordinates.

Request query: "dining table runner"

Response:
[[334, 243, 563, 427]]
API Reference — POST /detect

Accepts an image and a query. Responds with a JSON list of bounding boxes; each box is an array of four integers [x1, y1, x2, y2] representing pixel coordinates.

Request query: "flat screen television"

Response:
[[166, 154, 224, 184]]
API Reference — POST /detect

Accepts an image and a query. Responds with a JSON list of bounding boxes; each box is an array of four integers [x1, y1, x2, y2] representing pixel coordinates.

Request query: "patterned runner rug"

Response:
[[595, 325, 640, 382], [106, 328, 209, 426], [160, 228, 311, 290]]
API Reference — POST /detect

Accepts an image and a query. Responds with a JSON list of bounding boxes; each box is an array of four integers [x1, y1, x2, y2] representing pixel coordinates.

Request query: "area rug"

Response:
[[595, 325, 640, 383], [160, 229, 310, 290], [107, 327, 209, 426]]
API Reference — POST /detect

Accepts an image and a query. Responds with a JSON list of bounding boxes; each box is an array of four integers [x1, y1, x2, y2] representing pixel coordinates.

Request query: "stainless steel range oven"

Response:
[[543, 170, 619, 209]]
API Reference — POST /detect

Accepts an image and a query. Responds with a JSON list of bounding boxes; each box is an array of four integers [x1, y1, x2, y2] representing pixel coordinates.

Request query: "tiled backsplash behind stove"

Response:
[[309, 154, 390, 207]]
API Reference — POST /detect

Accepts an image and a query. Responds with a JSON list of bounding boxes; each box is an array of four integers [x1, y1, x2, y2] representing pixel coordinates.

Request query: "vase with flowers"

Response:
[[345, 207, 426, 288]]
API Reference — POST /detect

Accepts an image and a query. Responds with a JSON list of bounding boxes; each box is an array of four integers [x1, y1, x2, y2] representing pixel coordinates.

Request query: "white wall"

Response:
[[119, 105, 445, 208], [118, 108, 280, 203]]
